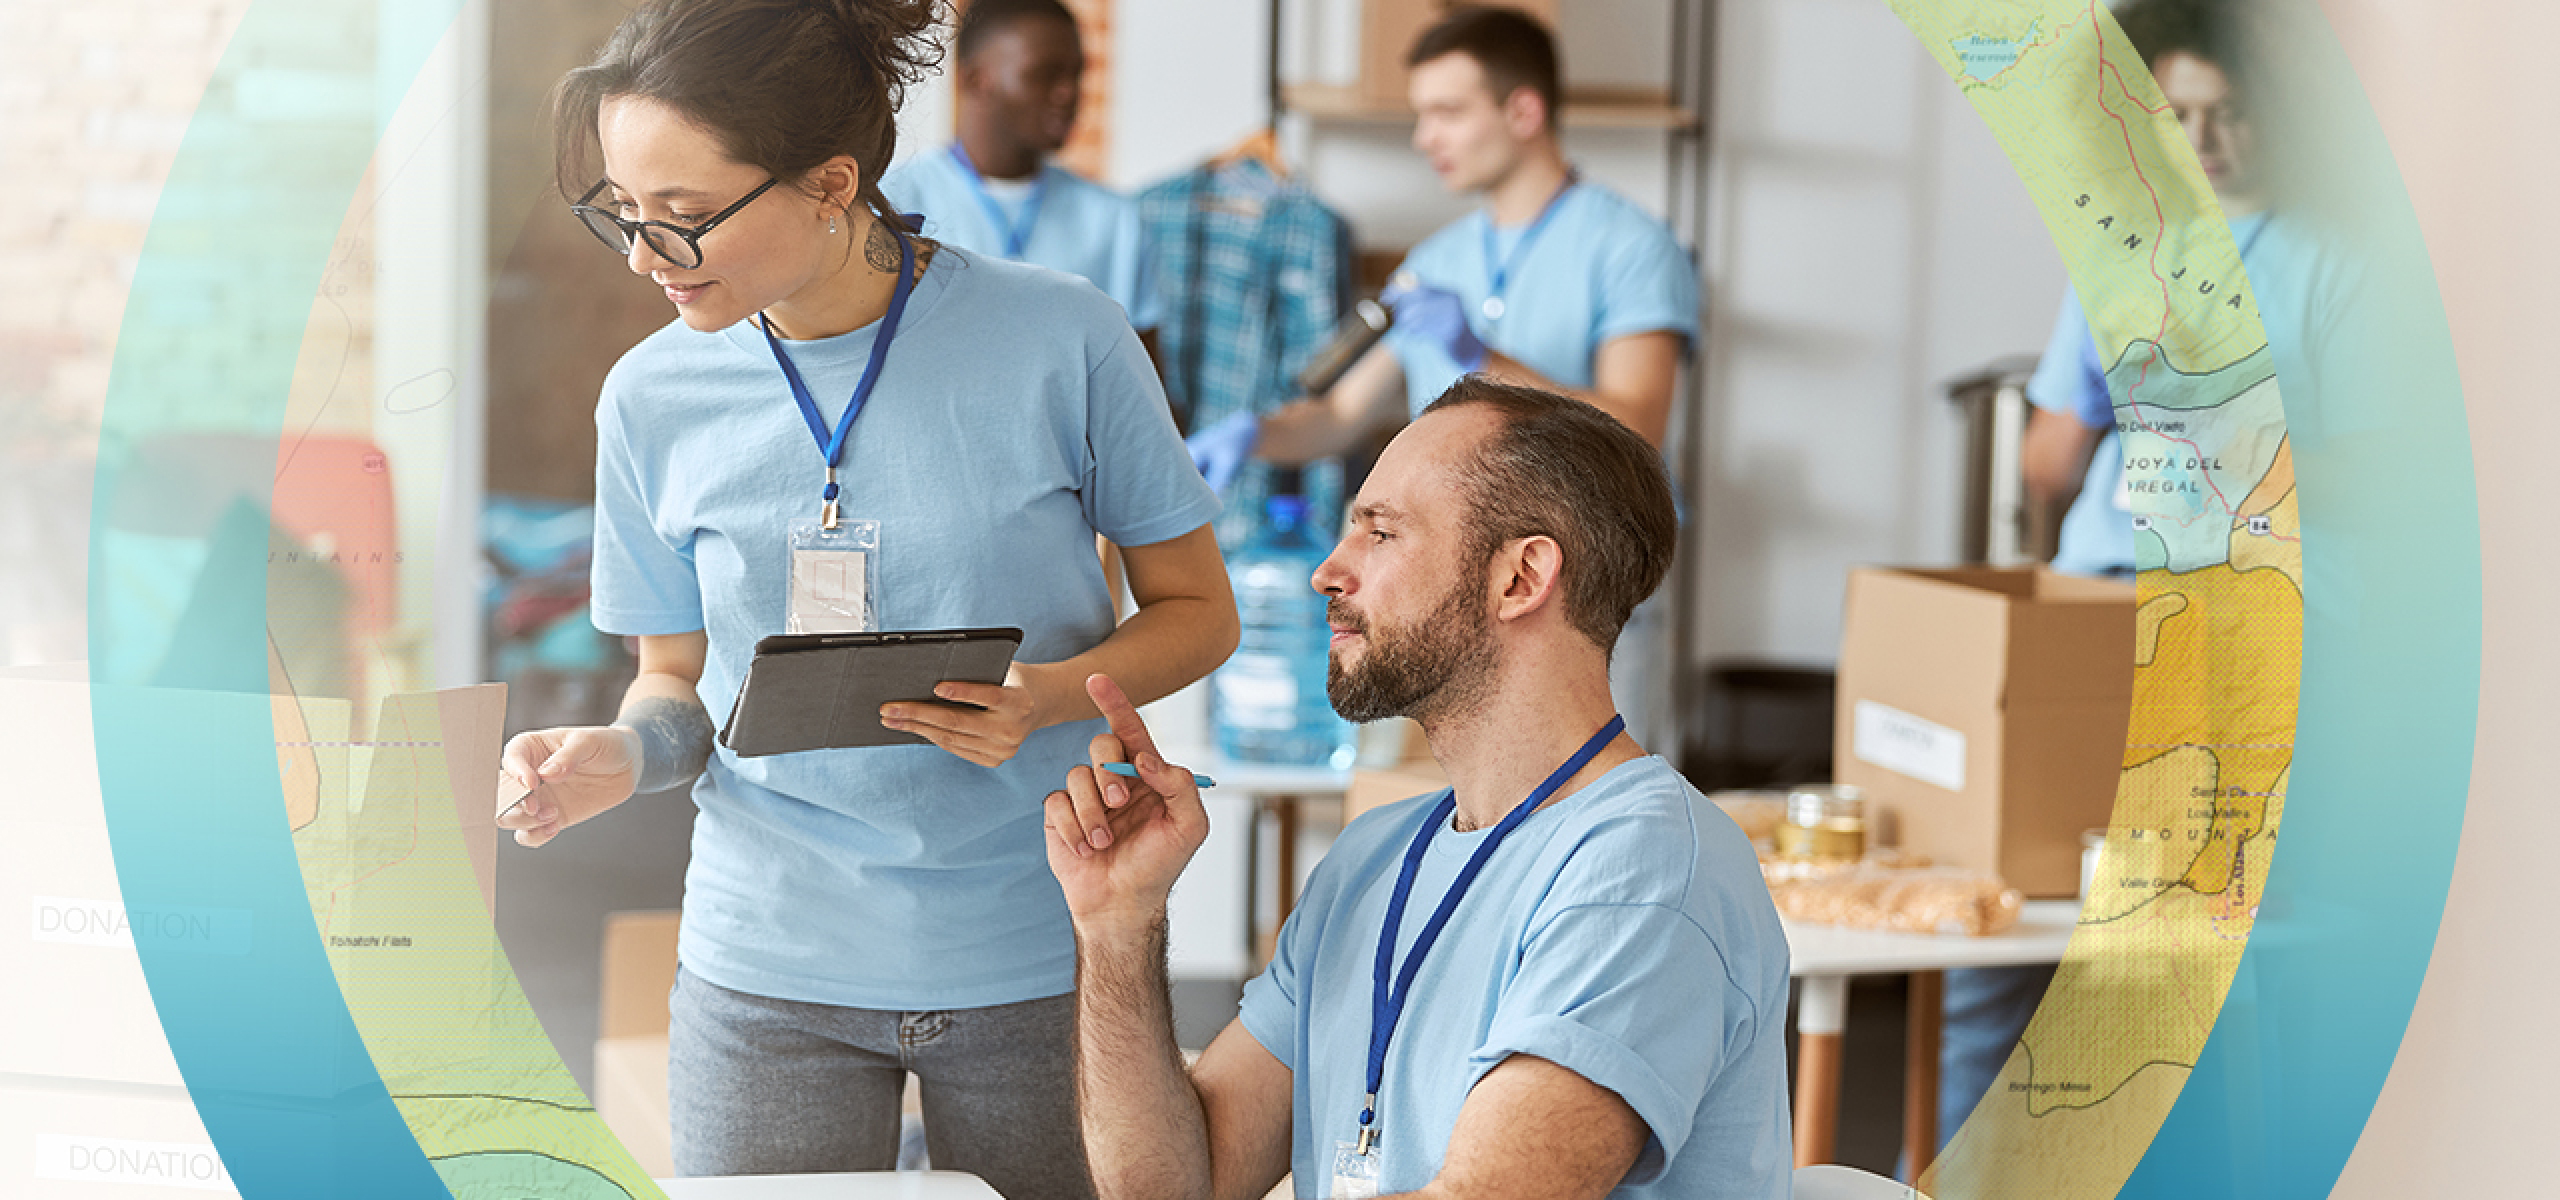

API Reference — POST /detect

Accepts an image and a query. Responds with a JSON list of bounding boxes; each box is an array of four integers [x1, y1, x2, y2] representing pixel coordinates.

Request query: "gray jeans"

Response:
[[669, 965, 1096, 1200]]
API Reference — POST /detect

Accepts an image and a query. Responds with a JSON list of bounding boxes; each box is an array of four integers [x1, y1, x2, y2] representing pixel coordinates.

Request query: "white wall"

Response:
[[383, 0, 490, 691], [1695, 0, 2063, 666], [1111, 0, 1272, 187]]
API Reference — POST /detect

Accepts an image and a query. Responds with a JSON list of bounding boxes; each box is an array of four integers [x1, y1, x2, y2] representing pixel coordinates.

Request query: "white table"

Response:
[[653, 1172, 1000, 1199], [1782, 899, 2080, 1173], [1161, 741, 1350, 967]]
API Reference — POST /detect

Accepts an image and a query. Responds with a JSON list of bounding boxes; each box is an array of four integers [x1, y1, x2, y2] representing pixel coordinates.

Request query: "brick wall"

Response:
[[3, 0, 258, 665], [1060, 0, 1115, 180], [4, 0, 257, 458]]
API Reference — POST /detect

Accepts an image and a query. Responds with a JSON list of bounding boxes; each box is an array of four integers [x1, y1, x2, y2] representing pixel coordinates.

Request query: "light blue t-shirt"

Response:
[[1387, 180, 1700, 417], [589, 251, 1219, 1010], [1238, 758, 1790, 1199], [882, 146, 1165, 331], [2031, 209, 2355, 576]]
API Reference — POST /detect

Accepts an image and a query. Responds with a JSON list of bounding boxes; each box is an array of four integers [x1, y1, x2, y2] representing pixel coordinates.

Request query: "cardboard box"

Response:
[[1343, 718, 1447, 828], [1, 678, 183, 1088], [1343, 760, 1450, 828], [592, 1033, 673, 1179], [0, 675, 338, 1091], [600, 910, 683, 1041], [1833, 567, 2134, 897], [594, 910, 681, 1177], [0, 1076, 266, 1199], [1356, 0, 1560, 107]]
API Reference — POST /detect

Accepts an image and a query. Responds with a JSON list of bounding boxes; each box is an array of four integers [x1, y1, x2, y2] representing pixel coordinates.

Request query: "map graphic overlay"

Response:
[[1885, 3, 2300, 1195], [87, 0, 677, 1193]]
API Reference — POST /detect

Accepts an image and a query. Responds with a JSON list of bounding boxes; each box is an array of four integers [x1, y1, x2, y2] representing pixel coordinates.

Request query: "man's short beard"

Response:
[[1326, 563, 1499, 726]]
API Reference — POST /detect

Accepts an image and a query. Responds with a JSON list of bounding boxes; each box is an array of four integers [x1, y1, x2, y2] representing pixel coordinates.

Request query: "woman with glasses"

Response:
[[495, 0, 1234, 1193]]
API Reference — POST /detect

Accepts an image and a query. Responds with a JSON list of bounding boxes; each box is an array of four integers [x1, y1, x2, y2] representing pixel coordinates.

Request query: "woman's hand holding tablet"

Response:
[[879, 660, 1056, 769]]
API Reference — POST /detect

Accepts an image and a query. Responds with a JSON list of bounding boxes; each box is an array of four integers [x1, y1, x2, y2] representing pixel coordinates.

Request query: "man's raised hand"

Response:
[[1043, 673, 1213, 928]]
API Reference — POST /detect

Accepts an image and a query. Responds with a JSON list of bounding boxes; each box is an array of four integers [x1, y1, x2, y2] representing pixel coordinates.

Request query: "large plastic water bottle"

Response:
[[1214, 493, 1357, 770]]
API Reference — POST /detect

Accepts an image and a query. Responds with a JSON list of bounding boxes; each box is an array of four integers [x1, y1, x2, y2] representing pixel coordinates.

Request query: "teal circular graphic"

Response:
[[86, 0, 2476, 1196]]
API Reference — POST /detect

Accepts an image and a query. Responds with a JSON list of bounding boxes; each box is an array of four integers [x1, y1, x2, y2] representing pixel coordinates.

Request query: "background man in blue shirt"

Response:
[[1055, 378, 1788, 1199], [1189, 5, 1701, 756], [882, 0, 1164, 342], [1965, 0, 2344, 1158]]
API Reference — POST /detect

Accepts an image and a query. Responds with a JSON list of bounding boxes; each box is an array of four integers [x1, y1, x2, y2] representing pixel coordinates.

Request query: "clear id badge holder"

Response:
[[786, 516, 879, 634], [1329, 1137, 1381, 1199]]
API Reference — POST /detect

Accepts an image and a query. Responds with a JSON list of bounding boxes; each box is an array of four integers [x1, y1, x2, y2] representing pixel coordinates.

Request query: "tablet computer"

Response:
[[719, 626, 1024, 757]]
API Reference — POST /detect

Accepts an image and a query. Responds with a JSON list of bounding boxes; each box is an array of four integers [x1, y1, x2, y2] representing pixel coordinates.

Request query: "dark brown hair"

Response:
[[1406, 5, 1562, 130], [553, 0, 946, 233], [1422, 378, 1676, 656], [955, 0, 1078, 62]]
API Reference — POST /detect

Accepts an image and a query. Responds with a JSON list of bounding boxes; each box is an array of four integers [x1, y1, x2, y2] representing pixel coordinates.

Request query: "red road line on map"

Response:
[[2087, 0, 2176, 332], [2085, 0, 2255, 525]]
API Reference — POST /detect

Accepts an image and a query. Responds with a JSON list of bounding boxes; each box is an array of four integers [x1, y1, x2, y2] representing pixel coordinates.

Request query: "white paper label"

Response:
[[35, 1135, 238, 1193], [1853, 700, 1968, 791]]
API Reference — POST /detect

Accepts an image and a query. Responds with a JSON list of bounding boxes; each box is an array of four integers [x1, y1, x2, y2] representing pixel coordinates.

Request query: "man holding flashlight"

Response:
[[1187, 5, 1699, 755]]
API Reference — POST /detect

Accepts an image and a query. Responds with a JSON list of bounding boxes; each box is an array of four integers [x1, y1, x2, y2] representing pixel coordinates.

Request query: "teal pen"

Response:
[[1101, 760, 1217, 789]]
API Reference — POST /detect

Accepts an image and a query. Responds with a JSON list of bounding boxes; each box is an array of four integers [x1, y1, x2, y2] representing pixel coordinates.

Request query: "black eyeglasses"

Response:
[[572, 177, 781, 270]]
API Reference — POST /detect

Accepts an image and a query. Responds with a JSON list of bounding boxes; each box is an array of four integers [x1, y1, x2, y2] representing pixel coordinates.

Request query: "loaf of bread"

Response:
[[1766, 866, 2024, 937]]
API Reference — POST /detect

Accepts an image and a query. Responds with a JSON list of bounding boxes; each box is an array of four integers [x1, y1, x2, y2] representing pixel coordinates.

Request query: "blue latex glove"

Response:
[[1381, 279, 1488, 374], [1186, 411, 1259, 496]]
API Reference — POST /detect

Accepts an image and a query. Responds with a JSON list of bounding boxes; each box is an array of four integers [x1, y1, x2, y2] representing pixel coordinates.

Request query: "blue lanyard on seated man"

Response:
[[1334, 713, 1626, 1198], [761, 229, 916, 634]]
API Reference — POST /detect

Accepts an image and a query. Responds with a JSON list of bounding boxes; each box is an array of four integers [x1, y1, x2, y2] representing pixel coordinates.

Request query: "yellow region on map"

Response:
[[1895, 1, 2304, 1196], [290, 687, 664, 1199]]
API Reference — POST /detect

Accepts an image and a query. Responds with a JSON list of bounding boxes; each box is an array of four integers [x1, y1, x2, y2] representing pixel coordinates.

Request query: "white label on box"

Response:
[[31, 896, 253, 956], [1853, 701, 1968, 791], [35, 1135, 238, 1193]]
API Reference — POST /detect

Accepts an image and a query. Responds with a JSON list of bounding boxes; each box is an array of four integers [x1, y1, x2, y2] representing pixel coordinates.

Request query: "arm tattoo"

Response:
[[622, 696, 714, 794]]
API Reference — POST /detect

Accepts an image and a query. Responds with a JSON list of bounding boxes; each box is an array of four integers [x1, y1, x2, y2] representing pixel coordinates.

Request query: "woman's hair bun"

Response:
[[810, 0, 947, 106]]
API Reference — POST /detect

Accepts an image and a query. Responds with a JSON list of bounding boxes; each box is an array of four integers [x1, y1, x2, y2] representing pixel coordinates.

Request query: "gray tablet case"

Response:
[[719, 628, 1023, 757]]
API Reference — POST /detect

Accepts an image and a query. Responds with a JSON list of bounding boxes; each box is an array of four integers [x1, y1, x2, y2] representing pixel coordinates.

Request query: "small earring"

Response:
[[829, 216, 839, 234]]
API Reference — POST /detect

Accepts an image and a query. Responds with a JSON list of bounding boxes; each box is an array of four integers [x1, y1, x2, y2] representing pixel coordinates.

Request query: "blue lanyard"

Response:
[[758, 231, 916, 527], [1356, 713, 1627, 1153], [949, 143, 1047, 259], [1477, 172, 1578, 318]]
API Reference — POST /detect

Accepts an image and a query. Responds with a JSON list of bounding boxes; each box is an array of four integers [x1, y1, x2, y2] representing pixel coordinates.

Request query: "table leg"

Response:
[[1273, 795, 1301, 926], [1249, 795, 1306, 969], [1794, 974, 1848, 1166], [1905, 970, 1944, 1177], [1242, 794, 1264, 968]]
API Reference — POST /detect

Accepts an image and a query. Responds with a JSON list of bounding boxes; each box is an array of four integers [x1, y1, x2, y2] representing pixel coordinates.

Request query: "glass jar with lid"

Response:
[[1774, 784, 1868, 862]]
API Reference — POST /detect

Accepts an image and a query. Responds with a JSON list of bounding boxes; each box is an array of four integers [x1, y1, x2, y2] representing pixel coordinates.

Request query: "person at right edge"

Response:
[[1184, 5, 1699, 758], [1950, 0, 2356, 1155], [1051, 378, 1790, 1199]]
